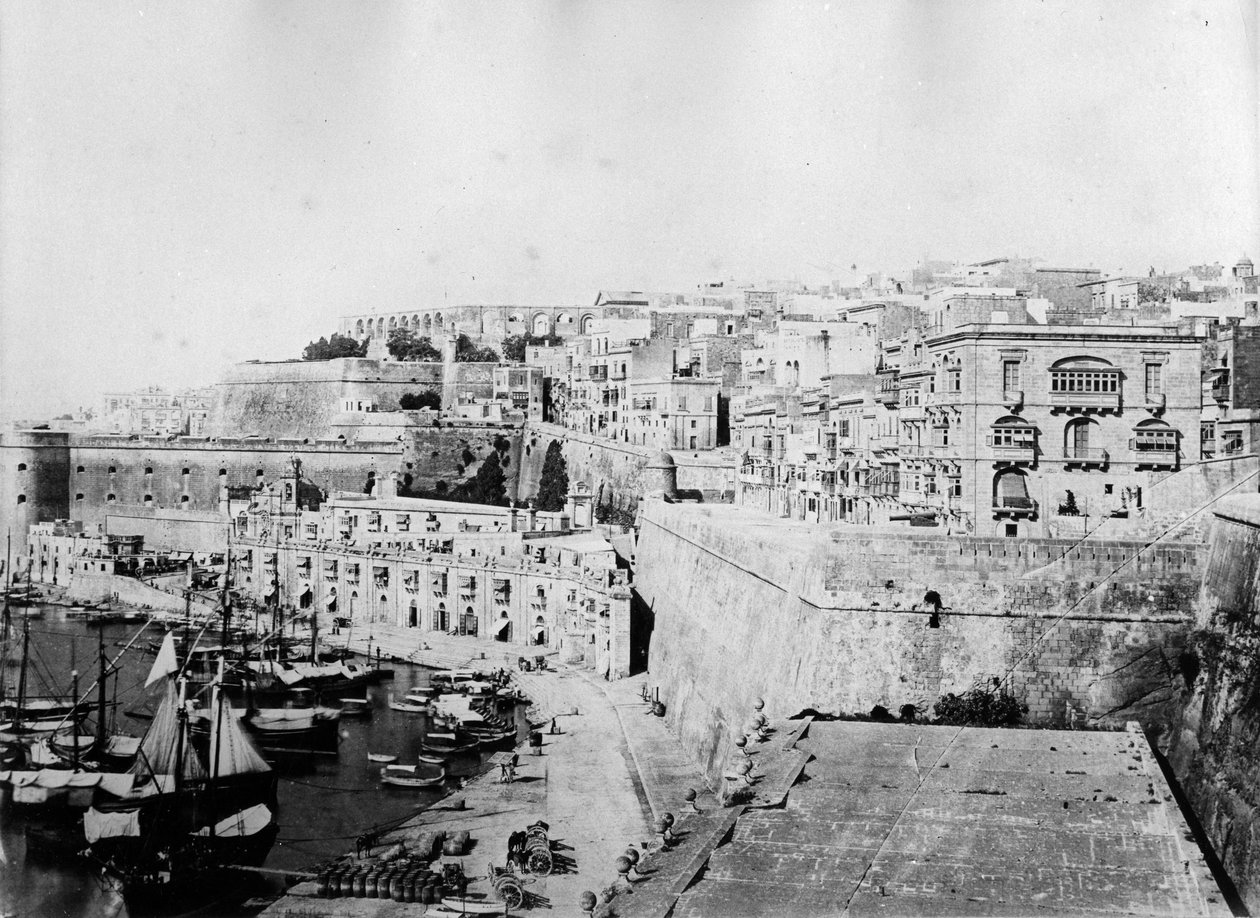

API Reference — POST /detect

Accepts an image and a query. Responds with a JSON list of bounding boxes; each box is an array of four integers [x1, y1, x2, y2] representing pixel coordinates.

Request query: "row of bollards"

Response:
[[578, 697, 771, 914]]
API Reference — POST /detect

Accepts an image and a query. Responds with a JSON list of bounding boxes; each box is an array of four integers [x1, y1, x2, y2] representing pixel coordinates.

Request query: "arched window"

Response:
[[532, 314, 551, 336], [219, 468, 227, 476], [434, 602, 448, 632], [581, 315, 594, 334], [145, 466, 153, 475], [533, 615, 547, 646], [16, 494, 26, 505], [76, 465, 85, 473], [16, 463, 26, 471], [1064, 417, 1101, 462], [107, 493, 116, 503], [993, 469, 1034, 514], [181, 467, 190, 476], [180, 495, 190, 504], [108, 465, 117, 474], [355, 320, 365, 336], [75, 493, 84, 501]]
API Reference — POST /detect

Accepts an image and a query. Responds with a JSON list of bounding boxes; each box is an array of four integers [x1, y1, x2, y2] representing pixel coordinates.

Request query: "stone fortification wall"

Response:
[[0, 430, 72, 557], [66, 436, 406, 529], [67, 570, 190, 611], [207, 358, 452, 439], [517, 422, 736, 509], [634, 500, 1203, 784], [103, 508, 230, 552], [1167, 495, 1260, 913]]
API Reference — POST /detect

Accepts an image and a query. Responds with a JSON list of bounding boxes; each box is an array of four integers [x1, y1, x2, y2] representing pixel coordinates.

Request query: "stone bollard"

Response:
[[614, 855, 636, 893], [685, 788, 701, 814], [735, 735, 750, 756], [753, 697, 765, 712], [580, 890, 598, 915], [623, 847, 643, 881], [736, 759, 754, 784]]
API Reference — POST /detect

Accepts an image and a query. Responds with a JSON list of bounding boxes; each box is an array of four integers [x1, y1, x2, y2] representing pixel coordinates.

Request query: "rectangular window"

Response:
[[837, 419, 851, 438], [1223, 429, 1244, 454], [1050, 370, 1120, 393], [677, 395, 687, 410], [1144, 363, 1163, 398], [948, 368, 962, 392], [1003, 360, 1021, 391]]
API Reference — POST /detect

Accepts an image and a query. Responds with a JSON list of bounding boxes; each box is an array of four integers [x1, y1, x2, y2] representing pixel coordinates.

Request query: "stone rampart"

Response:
[[634, 500, 1204, 785], [103, 508, 230, 552], [518, 422, 736, 508], [1167, 495, 1260, 913], [67, 570, 189, 612]]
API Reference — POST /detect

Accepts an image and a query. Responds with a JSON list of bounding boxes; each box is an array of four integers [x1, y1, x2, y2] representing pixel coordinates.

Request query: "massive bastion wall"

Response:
[[1167, 495, 1260, 914], [634, 500, 1204, 784]]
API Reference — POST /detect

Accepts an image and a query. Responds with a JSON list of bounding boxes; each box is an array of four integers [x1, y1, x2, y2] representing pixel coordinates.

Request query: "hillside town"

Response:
[[3, 2, 1259, 916]]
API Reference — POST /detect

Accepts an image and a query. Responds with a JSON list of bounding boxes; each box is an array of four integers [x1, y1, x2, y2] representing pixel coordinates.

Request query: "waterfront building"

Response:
[[229, 483, 630, 677]]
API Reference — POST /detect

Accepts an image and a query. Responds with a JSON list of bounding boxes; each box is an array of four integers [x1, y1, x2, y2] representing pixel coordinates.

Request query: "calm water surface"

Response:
[[0, 604, 520, 917]]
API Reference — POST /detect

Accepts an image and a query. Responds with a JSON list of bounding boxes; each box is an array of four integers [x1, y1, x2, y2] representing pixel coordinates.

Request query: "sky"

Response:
[[1, 0, 1256, 419]]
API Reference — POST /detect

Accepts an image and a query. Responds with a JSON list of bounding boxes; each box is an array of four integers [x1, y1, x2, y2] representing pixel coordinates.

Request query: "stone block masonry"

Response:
[[634, 500, 1204, 786]]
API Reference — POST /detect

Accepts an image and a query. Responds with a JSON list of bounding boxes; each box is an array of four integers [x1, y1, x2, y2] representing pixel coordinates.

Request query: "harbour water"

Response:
[[0, 603, 523, 917]]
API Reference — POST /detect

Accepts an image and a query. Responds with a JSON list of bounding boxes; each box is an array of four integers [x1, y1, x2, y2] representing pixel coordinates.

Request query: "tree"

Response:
[[454, 333, 500, 363], [501, 333, 564, 363], [399, 390, 442, 410], [387, 328, 442, 361], [1137, 282, 1168, 304], [460, 450, 508, 506], [534, 440, 569, 511], [302, 333, 367, 360]]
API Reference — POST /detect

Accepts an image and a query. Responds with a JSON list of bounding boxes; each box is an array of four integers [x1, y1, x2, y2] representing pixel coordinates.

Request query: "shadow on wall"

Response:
[[629, 590, 655, 677]]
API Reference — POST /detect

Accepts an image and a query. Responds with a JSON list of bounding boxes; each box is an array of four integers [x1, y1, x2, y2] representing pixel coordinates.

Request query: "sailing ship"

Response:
[[85, 661, 279, 914]]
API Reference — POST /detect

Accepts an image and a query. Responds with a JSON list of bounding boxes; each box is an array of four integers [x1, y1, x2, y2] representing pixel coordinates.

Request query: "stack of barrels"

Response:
[[314, 862, 458, 903]]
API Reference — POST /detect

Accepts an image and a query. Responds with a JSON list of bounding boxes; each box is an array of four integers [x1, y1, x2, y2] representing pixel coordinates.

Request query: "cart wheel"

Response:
[[527, 848, 553, 876], [500, 880, 525, 909]]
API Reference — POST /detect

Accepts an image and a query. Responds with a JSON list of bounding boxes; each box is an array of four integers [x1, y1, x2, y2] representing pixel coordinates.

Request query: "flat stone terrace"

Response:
[[670, 721, 1229, 918]]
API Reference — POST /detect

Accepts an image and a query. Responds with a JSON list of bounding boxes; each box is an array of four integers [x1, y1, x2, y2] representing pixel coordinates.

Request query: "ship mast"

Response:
[[1, 531, 11, 707]]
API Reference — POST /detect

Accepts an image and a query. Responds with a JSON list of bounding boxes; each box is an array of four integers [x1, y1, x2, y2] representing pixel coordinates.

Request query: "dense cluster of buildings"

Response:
[[5, 251, 1259, 664]]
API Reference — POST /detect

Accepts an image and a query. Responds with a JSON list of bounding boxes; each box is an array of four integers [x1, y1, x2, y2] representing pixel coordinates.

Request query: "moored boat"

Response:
[[379, 761, 445, 788]]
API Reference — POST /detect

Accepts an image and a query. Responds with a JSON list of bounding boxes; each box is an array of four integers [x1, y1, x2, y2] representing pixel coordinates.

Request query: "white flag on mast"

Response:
[[145, 632, 179, 687]]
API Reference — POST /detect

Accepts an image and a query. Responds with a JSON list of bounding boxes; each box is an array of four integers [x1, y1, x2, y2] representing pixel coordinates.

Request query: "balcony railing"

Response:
[[927, 389, 963, 406], [1144, 392, 1166, 412], [988, 444, 1036, 464], [1049, 391, 1121, 411], [588, 366, 608, 381], [1062, 448, 1109, 468], [1211, 384, 1230, 403], [993, 496, 1038, 518], [1130, 442, 1178, 469], [1002, 389, 1024, 410], [899, 404, 925, 421]]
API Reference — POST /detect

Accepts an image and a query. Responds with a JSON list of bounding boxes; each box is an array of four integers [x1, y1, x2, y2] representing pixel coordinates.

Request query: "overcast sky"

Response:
[[1, 1, 1256, 419]]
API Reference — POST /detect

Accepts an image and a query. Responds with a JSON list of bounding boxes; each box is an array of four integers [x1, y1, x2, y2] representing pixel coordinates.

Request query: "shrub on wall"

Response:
[[933, 684, 1027, 726]]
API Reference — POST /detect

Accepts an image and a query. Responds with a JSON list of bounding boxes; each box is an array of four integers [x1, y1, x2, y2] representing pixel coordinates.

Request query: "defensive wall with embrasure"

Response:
[[634, 500, 1204, 785]]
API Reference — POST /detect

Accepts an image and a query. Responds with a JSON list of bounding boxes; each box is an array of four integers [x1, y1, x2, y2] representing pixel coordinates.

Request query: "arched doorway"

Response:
[[408, 600, 418, 628], [326, 587, 338, 615], [299, 581, 313, 609], [532, 616, 547, 646], [434, 602, 448, 632], [532, 313, 551, 336], [349, 590, 359, 617], [462, 606, 478, 637], [378, 593, 389, 623], [495, 612, 512, 643]]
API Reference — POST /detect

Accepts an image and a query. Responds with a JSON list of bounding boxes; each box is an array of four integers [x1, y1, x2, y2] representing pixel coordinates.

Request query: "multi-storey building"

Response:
[[492, 366, 544, 422], [98, 386, 215, 437], [736, 321, 1207, 538], [1205, 324, 1260, 460], [627, 378, 720, 451]]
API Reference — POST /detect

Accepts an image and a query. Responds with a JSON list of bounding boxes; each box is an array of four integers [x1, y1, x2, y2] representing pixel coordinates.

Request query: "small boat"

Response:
[[380, 762, 446, 788], [417, 753, 446, 766], [387, 693, 428, 714], [339, 696, 371, 717], [420, 733, 479, 755], [367, 753, 397, 764]]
